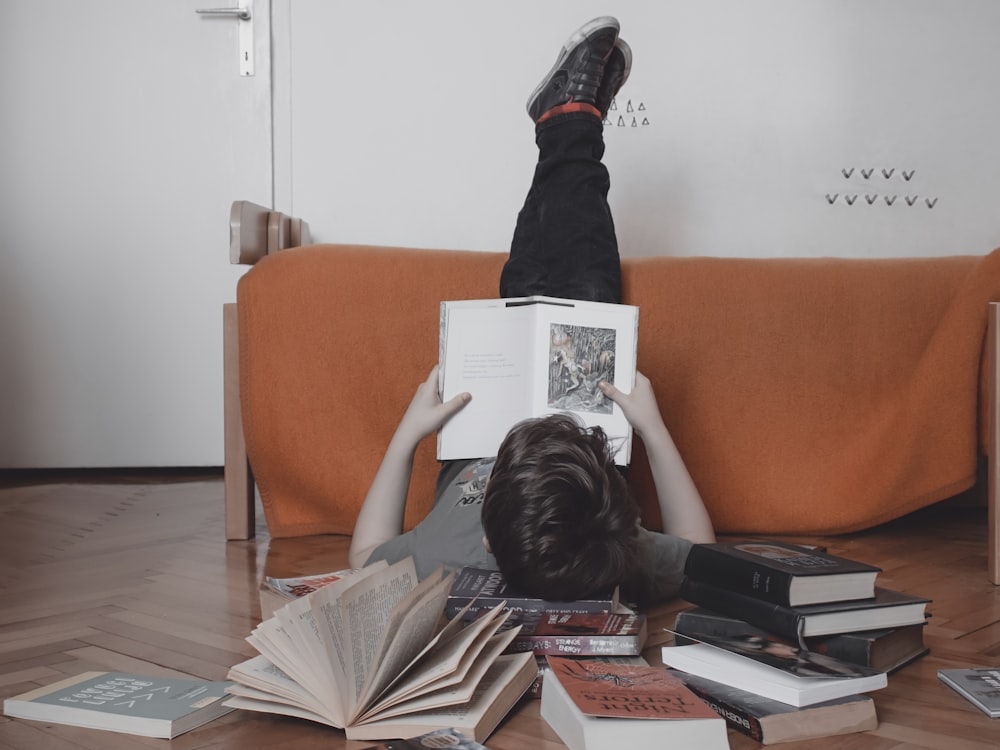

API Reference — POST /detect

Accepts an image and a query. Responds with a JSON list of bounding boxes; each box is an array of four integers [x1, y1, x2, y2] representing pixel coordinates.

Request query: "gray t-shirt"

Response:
[[365, 457, 692, 606]]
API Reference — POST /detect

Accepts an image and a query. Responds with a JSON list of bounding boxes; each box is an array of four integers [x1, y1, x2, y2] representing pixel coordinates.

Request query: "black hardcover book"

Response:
[[674, 607, 928, 673], [684, 540, 880, 606], [679, 577, 929, 641], [445, 566, 618, 620]]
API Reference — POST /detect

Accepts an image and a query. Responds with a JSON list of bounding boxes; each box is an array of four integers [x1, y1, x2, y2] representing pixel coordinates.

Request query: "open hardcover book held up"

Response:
[[438, 296, 639, 466], [224, 558, 536, 743]]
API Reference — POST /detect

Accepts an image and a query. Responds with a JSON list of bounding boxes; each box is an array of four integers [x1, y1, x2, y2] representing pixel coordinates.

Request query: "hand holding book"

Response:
[[596, 372, 664, 440], [395, 365, 472, 447]]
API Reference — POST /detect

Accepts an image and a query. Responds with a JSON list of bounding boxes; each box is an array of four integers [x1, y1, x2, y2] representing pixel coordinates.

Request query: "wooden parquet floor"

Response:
[[1, 471, 1000, 749]]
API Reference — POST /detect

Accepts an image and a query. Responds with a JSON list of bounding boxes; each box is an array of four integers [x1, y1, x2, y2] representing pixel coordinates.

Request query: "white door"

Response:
[[0, 1, 272, 467]]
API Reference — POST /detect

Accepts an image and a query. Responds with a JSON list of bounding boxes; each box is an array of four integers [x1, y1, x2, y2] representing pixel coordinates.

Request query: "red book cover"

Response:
[[546, 656, 719, 720]]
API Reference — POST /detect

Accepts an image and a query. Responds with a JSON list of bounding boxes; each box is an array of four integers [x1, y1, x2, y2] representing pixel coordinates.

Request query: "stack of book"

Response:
[[445, 566, 621, 620], [448, 566, 646, 698], [661, 540, 931, 744]]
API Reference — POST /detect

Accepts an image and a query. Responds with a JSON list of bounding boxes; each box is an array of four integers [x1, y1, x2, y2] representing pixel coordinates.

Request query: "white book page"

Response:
[[225, 657, 330, 719], [275, 595, 341, 710], [246, 621, 320, 703], [349, 569, 454, 722], [438, 301, 535, 459], [227, 655, 340, 722], [309, 558, 418, 718]]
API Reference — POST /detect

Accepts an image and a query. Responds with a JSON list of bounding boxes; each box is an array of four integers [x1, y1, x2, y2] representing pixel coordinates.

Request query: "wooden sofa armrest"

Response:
[[224, 200, 311, 539], [989, 302, 1000, 583]]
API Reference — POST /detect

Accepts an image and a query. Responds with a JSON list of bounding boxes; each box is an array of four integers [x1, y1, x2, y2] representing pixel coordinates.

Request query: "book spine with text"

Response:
[[684, 545, 798, 606], [507, 633, 643, 657], [445, 596, 613, 621], [679, 680, 766, 742], [446, 568, 616, 620]]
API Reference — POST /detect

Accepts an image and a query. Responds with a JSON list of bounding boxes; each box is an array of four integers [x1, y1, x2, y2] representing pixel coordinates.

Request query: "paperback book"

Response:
[[667, 669, 878, 744], [540, 656, 728, 749], [259, 568, 354, 620], [684, 540, 880, 606], [660, 635, 887, 707], [438, 295, 639, 465], [674, 606, 928, 673], [938, 668, 1000, 718], [446, 566, 619, 620], [680, 577, 929, 640], [3, 672, 234, 739], [501, 611, 646, 656], [225, 557, 536, 742], [528, 654, 649, 699]]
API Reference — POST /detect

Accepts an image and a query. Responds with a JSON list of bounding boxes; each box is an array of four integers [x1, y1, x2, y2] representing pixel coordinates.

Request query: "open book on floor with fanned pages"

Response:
[[224, 557, 536, 743]]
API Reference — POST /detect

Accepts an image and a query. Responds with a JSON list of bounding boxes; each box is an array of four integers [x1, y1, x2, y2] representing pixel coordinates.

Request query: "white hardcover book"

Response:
[[661, 643, 887, 708]]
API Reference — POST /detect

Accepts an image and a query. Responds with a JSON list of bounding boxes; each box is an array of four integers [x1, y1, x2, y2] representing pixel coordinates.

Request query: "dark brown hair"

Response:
[[481, 413, 640, 600]]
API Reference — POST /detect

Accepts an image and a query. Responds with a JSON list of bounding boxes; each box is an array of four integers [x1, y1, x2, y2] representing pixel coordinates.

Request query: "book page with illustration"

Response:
[[438, 296, 638, 465]]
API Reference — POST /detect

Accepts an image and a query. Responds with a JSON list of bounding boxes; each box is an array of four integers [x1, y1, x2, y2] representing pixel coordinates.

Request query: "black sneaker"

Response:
[[595, 38, 632, 119], [526, 16, 620, 123]]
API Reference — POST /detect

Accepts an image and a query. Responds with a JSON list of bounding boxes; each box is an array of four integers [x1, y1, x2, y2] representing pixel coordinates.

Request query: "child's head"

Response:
[[481, 413, 640, 600]]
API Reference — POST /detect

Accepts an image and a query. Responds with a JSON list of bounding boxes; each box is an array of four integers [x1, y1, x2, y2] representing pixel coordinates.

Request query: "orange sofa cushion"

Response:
[[237, 244, 1000, 538]]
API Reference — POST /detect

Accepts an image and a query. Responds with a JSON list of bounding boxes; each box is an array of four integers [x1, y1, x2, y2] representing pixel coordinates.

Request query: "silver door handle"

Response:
[[196, 7, 251, 21]]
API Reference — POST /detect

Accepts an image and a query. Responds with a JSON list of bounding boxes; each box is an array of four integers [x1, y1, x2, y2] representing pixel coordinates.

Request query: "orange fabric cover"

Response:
[[238, 244, 1000, 538]]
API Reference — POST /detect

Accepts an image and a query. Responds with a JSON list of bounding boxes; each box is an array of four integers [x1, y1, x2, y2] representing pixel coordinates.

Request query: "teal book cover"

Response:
[[3, 671, 234, 739]]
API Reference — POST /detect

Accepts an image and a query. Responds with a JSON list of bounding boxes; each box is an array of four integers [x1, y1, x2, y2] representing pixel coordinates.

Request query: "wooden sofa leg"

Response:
[[989, 303, 1000, 584], [224, 303, 255, 540]]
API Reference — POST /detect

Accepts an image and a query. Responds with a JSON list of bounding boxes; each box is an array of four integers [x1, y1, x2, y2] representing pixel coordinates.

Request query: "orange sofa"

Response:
[[221, 214, 1000, 582]]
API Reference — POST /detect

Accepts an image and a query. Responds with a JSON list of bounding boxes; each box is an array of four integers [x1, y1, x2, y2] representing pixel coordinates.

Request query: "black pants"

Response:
[[499, 113, 621, 305]]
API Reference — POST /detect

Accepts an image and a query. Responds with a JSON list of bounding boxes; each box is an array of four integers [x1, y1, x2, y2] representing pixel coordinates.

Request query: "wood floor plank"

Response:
[[102, 610, 251, 655]]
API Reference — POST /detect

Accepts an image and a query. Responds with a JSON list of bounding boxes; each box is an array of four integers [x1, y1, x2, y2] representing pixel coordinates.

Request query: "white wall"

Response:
[[276, 0, 1000, 259]]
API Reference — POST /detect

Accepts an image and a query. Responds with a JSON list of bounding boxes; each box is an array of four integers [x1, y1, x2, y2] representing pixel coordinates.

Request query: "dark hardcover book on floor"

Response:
[[666, 668, 878, 744], [938, 668, 1000, 718], [500, 611, 646, 656], [679, 577, 929, 641], [684, 540, 881, 606], [674, 607, 928, 673], [446, 566, 619, 620]]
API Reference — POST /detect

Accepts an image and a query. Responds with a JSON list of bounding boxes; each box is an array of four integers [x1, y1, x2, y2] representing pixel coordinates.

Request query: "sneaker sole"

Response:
[[615, 38, 633, 90], [526, 16, 620, 115]]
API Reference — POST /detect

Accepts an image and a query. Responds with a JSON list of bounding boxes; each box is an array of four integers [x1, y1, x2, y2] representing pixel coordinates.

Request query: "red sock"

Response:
[[537, 101, 602, 124]]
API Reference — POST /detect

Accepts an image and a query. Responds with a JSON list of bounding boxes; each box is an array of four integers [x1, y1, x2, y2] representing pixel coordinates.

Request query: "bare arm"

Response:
[[599, 372, 716, 543], [348, 366, 471, 568]]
